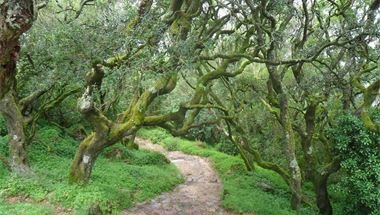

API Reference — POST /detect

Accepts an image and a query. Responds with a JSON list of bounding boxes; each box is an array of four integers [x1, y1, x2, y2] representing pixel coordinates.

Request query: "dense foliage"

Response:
[[329, 111, 380, 215], [0, 0, 379, 214]]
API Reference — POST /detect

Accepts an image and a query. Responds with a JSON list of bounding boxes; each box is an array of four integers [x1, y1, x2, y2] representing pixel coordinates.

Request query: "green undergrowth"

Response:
[[138, 128, 323, 215], [0, 125, 183, 214], [0, 200, 53, 215]]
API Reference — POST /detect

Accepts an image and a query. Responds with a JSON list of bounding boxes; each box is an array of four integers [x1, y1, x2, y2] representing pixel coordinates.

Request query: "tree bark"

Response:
[[1, 1, 36, 92], [315, 175, 332, 215], [0, 91, 29, 174], [123, 132, 138, 150], [0, 0, 36, 174], [69, 134, 106, 184], [277, 92, 302, 212], [284, 124, 302, 212], [0, 40, 29, 174]]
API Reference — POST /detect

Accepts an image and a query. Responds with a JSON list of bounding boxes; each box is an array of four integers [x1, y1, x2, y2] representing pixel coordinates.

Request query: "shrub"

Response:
[[131, 150, 170, 165], [216, 140, 240, 156], [31, 126, 77, 159], [328, 111, 380, 215]]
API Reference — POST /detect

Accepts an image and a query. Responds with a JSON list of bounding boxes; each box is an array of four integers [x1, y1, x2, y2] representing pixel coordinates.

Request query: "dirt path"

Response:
[[122, 137, 234, 215]]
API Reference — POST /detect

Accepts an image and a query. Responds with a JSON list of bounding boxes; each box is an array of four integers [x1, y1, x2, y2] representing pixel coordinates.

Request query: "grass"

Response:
[[0, 125, 345, 214], [0, 125, 183, 214], [0, 200, 54, 215], [138, 128, 321, 215]]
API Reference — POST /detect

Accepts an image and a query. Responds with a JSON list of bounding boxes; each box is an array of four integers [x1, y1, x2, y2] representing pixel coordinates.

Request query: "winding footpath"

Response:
[[123, 138, 234, 215]]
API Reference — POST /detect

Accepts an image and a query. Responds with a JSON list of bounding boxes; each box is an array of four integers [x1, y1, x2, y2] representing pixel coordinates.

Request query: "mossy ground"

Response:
[[138, 128, 345, 215], [0, 126, 183, 214]]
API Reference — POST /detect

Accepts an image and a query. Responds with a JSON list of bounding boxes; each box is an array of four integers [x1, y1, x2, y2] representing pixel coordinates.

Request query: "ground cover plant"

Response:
[[0, 125, 182, 214], [138, 128, 347, 215]]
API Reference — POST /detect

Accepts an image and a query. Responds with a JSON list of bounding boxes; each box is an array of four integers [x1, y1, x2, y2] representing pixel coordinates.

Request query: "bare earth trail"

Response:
[[123, 137, 235, 215]]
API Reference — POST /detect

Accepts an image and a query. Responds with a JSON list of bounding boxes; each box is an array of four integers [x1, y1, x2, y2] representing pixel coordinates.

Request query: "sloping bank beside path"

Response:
[[132, 128, 314, 215]]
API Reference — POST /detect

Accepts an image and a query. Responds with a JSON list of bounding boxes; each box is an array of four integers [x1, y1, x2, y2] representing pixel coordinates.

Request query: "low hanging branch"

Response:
[[23, 85, 81, 140], [68, 0, 240, 184], [142, 58, 251, 136], [19, 86, 53, 116], [70, 66, 179, 183], [208, 87, 291, 181]]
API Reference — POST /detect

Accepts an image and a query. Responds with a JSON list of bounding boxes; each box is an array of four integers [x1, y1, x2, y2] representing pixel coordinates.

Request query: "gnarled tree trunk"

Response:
[[0, 40, 29, 173], [69, 134, 107, 183], [0, 91, 28, 173], [0, 0, 36, 174], [69, 69, 177, 184]]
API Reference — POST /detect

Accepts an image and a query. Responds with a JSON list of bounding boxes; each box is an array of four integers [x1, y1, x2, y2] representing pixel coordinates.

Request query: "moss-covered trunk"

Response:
[[278, 93, 302, 211], [0, 91, 29, 174], [0, 39, 28, 173], [0, 0, 36, 174], [69, 134, 106, 184]]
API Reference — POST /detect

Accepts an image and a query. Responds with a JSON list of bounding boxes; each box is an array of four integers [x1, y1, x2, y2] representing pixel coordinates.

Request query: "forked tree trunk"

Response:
[[0, 91, 29, 174]]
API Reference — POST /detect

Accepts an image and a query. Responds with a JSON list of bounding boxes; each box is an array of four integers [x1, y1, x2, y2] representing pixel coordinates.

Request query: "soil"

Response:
[[122, 137, 235, 215]]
